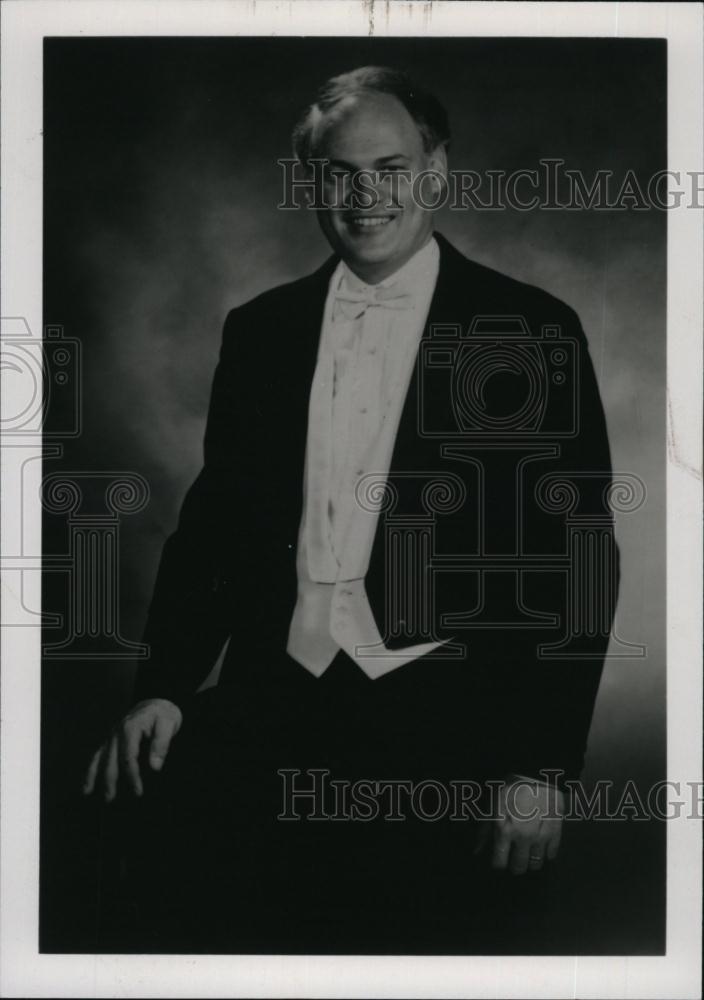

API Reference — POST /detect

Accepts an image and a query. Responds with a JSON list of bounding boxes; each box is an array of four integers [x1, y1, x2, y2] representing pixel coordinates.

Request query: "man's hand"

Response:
[[483, 776, 564, 875], [82, 698, 183, 802]]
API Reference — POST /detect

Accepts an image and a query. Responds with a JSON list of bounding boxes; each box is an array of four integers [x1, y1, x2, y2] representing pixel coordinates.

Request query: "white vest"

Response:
[[286, 238, 448, 679]]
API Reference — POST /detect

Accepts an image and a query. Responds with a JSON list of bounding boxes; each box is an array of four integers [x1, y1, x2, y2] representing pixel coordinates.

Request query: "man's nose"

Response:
[[345, 171, 390, 212]]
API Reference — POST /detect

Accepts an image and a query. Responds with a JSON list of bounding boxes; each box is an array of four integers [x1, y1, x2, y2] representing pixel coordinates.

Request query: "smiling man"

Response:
[[298, 82, 447, 282], [85, 66, 618, 953]]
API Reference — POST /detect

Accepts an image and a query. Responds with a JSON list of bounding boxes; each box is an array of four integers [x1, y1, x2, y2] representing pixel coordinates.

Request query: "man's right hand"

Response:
[[82, 698, 183, 802]]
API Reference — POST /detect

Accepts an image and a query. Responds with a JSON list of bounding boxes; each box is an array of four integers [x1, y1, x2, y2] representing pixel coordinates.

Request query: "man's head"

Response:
[[293, 66, 450, 283]]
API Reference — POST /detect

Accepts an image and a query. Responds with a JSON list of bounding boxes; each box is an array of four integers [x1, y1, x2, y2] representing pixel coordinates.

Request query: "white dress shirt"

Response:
[[286, 236, 448, 679]]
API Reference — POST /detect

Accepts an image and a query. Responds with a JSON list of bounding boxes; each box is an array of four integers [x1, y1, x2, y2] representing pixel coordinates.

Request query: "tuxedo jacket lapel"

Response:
[[385, 233, 470, 481], [262, 256, 338, 536], [363, 234, 476, 644]]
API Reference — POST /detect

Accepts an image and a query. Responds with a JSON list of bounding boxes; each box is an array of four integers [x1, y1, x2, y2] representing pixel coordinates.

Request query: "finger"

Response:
[[509, 839, 531, 876], [82, 747, 104, 796], [119, 723, 144, 797], [491, 823, 512, 870], [102, 735, 119, 803], [148, 714, 175, 772], [528, 843, 545, 872], [546, 823, 563, 861]]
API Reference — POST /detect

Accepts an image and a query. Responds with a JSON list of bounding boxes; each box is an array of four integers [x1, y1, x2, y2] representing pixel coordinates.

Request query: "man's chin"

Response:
[[349, 247, 400, 266], [341, 237, 404, 268]]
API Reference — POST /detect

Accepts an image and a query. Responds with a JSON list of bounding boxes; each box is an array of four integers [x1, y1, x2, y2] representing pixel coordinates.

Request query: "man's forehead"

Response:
[[314, 91, 423, 157]]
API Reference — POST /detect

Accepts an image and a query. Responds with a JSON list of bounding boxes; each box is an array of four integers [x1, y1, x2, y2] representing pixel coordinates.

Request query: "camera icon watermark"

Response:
[[1, 317, 81, 438], [418, 317, 578, 439], [1, 316, 149, 657]]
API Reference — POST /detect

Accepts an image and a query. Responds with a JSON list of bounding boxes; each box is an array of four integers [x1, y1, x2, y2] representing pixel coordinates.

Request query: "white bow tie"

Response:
[[332, 283, 412, 322]]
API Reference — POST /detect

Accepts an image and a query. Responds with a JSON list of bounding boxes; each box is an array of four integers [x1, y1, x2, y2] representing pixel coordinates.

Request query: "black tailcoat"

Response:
[[136, 233, 618, 783]]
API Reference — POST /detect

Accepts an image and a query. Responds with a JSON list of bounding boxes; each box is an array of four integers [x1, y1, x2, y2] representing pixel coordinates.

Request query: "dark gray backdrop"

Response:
[[41, 37, 666, 952]]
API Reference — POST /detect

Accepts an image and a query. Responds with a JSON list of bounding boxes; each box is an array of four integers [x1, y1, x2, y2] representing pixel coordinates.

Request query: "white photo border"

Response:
[[1, 2, 701, 997]]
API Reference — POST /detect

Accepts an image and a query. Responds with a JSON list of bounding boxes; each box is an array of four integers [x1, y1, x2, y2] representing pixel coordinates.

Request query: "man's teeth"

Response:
[[350, 216, 393, 228]]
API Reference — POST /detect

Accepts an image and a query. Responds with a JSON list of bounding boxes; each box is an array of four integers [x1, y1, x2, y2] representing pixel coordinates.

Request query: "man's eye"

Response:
[[324, 173, 351, 188], [378, 167, 405, 178]]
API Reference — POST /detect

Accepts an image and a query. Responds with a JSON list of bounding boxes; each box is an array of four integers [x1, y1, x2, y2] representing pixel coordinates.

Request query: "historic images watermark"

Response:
[[278, 769, 704, 823], [278, 158, 704, 212]]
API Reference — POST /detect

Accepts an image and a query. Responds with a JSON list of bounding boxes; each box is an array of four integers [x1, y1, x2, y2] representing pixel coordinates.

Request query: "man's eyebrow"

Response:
[[324, 155, 411, 170], [326, 158, 359, 171]]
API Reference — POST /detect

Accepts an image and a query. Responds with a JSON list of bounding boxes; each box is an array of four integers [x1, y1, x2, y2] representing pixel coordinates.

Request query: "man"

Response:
[[84, 67, 617, 953]]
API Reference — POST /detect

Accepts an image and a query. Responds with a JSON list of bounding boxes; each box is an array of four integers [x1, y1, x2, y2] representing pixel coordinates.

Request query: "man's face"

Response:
[[311, 92, 446, 283]]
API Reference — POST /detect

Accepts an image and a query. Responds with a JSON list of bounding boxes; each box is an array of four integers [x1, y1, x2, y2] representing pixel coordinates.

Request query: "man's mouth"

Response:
[[345, 214, 397, 230]]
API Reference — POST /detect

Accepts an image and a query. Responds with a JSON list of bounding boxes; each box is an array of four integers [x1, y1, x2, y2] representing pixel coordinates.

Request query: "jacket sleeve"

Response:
[[133, 308, 244, 707], [500, 306, 620, 786]]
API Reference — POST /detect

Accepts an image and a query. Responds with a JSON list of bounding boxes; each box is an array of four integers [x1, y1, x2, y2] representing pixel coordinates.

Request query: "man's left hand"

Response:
[[486, 776, 564, 875]]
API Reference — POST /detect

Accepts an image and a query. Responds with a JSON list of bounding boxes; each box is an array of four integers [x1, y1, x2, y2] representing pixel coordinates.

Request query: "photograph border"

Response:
[[1, 2, 701, 997]]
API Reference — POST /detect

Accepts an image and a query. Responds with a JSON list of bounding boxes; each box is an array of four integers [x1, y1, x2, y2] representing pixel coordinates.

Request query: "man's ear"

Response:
[[296, 162, 315, 207], [425, 144, 448, 203], [428, 144, 449, 184], [300, 157, 329, 209]]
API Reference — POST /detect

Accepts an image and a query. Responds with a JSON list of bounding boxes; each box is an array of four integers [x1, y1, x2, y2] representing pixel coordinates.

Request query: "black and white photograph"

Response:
[[1, 2, 702, 997]]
